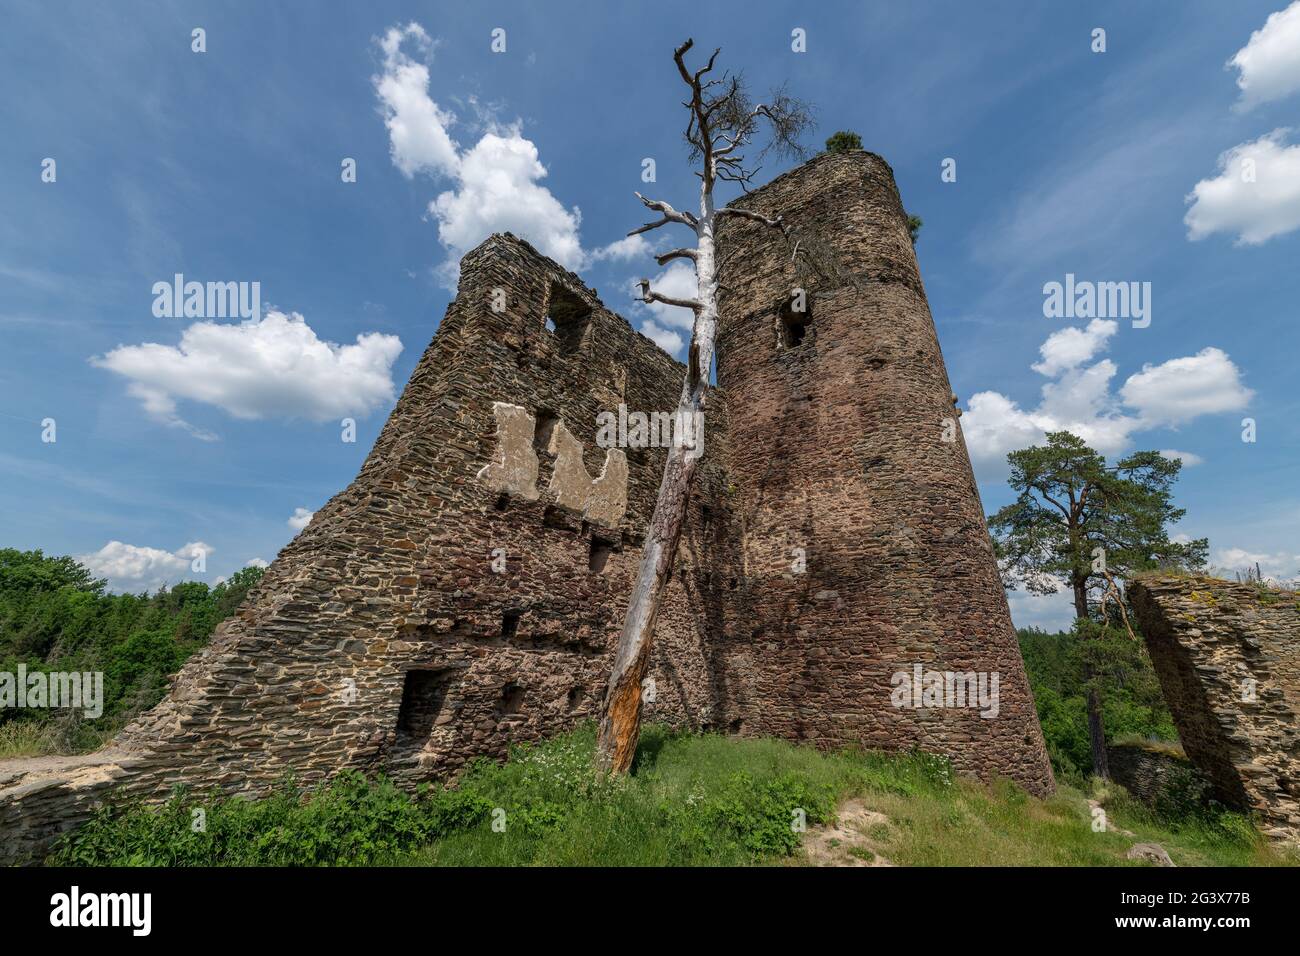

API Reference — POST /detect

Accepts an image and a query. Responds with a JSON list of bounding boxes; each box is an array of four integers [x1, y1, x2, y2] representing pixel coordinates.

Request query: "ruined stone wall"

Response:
[[710, 152, 1053, 795], [0, 235, 730, 863], [1129, 574, 1300, 842]]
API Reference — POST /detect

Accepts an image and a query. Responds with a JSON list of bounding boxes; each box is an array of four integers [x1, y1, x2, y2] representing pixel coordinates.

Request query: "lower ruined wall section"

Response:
[[1106, 741, 1203, 808], [1128, 574, 1300, 842]]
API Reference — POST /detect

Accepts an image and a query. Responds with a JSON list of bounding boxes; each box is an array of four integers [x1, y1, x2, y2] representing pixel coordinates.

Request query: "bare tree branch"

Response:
[[635, 191, 697, 227], [715, 206, 788, 234], [655, 247, 698, 265], [637, 278, 701, 312], [628, 216, 674, 237]]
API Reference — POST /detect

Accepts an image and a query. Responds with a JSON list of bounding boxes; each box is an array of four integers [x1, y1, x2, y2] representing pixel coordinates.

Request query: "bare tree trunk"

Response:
[[1085, 685, 1109, 780], [594, 441, 701, 773], [594, 37, 801, 774], [595, 199, 718, 775], [1074, 576, 1110, 780]]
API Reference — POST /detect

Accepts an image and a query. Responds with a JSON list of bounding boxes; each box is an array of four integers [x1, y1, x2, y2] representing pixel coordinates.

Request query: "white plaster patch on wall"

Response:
[[547, 421, 593, 511], [477, 402, 540, 500], [477, 401, 627, 526], [585, 449, 628, 527]]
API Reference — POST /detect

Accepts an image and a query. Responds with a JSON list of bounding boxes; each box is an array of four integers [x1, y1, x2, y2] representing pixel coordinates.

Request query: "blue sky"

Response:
[[1, 1, 1297, 630]]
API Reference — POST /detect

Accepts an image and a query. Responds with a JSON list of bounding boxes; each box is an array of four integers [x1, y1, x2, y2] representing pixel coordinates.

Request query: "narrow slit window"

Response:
[[589, 537, 615, 574], [501, 608, 524, 639], [780, 296, 813, 349]]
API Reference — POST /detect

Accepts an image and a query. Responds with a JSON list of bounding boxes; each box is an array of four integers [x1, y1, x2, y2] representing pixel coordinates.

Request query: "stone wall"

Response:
[[1106, 741, 1202, 808], [0, 151, 1054, 864], [0, 235, 732, 864], [1129, 574, 1300, 842]]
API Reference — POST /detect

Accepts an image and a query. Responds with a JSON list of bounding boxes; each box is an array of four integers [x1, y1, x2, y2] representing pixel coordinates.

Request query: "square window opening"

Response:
[[396, 669, 456, 744], [497, 681, 526, 716]]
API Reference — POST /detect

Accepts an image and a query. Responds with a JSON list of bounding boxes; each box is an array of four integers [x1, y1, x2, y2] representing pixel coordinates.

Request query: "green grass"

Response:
[[50, 724, 1295, 867], [0, 720, 61, 759], [0, 716, 116, 759]]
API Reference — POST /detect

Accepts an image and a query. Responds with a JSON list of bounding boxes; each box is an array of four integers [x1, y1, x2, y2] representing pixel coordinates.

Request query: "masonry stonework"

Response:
[[0, 151, 1053, 864], [1129, 574, 1300, 842]]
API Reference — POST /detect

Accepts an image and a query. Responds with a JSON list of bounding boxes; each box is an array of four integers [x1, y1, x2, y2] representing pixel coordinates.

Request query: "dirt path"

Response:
[[801, 798, 895, 866]]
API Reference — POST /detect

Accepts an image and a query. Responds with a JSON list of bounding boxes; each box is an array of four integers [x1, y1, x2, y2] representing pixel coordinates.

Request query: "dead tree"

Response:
[[595, 39, 811, 774]]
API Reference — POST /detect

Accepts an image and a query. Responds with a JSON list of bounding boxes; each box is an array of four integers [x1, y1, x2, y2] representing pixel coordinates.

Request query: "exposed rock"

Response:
[[1127, 842, 1175, 867], [802, 798, 894, 867]]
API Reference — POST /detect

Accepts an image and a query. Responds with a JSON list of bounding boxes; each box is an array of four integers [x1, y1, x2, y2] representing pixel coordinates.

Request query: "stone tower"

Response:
[[0, 151, 1051, 864], [709, 152, 1053, 788]]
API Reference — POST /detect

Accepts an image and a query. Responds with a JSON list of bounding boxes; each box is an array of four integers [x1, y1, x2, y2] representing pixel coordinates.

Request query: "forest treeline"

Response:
[[1017, 624, 1176, 781], [0, 547, 264, 753]]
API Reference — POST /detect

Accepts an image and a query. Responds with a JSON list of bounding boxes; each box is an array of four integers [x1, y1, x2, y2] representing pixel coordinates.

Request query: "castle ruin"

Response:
[[0, 151, 1054, 864]]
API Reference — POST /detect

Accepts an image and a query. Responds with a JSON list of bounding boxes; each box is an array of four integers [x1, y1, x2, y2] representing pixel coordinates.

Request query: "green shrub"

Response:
[[51, 771, 492, 866], [1152, 764, 1213, 823], [824, 130, 862, 153], [685, 770, 837, 856]]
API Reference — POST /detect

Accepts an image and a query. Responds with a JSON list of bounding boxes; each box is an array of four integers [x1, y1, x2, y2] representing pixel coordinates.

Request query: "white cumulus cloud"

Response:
[[640, 320, 685, 355], [288, 507, 315, 531], [962, 326, 1251, 478], [1159, 449, 1204, 467], [77, 540, 212, 593], [635, 262, 698, 330], [627, 261, 697, 356], [1213, 547, 1300, 583], [589, 234, 652, 264], [92, 310, 403, 434], [624, 260, 696, 356], [375, 23, 647, 285], [375, 24, 460, 178], [1120, 347, 1254, 426], [1005, 589, 1076, 633], [1184, 129, 1300, 244], [428, 128, 585, 274], [1228, 2, 1300, 111], [245, 557, 269, 569], [1031, 319, 1118, 376]]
